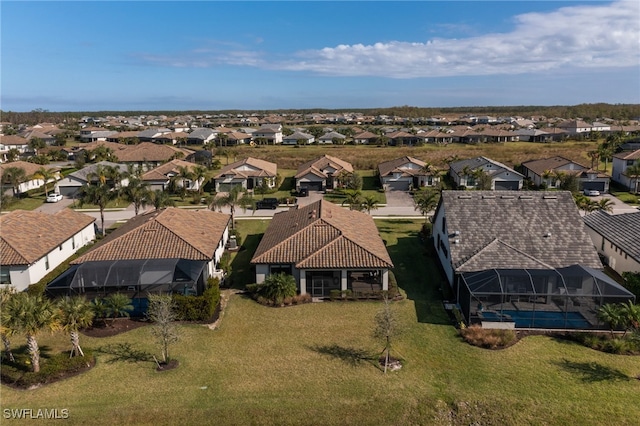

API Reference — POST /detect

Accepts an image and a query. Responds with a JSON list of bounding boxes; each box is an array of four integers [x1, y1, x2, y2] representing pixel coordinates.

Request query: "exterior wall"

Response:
[[491, 170, 524, 190], [296, 173, 325, 190], [255, 264, 269, 284], [215, 177, 247, 192], [5, 223, 96, 292], [612, 157, 639, 191], [431, 203, 455, 287], [213, 226, 230, 266], [585, 228, 640, 274]]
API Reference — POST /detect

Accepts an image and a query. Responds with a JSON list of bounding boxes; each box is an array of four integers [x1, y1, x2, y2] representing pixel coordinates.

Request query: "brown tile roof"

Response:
[[522, 156, 587, 176], [142, 159, 201, 182], [72, 208, 230, 263], [1, 209, 95, 265], [251, 200, 393, 269], [613, 149, 640, 160], [378, 156, 429, 177], [0, 135, 29, 146], [113, 142, 193, 162], [295, 155, 353, 179], [0, 161, 59, 180], [214, 157, 277, 179]]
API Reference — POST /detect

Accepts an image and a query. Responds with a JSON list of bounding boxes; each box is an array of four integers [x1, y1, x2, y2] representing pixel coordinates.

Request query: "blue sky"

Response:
[[1, 1, 639, 112]]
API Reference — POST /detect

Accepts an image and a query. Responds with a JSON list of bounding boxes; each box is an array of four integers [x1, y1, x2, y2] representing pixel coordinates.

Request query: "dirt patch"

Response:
[[82, 318, 148, 338], [155, 359, 179, 372]]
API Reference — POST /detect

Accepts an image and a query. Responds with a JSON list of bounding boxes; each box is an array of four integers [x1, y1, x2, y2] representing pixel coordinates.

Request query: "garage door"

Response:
[[385, 180, 411, 191], [301, 181, 322, 190], [494, 181, 520, 190], [582, 182, 605, 191]]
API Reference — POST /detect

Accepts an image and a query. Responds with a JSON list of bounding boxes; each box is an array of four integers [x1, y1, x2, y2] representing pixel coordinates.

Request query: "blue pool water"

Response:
[[482, 310, 591, 329]]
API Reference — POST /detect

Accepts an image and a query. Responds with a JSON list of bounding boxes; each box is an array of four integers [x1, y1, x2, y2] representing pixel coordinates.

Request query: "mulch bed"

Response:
[[81, 318, 149, 338], [156, 359, 179, 372]]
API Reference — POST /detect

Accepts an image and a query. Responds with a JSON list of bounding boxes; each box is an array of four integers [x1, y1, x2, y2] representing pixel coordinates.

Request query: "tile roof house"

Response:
[[317, 131, 346, 145], [295, 155, 354, 191], [448, 156, 524, 190], [0, 161, 61, 195], [353, 131, 379, 145], [213, 157, 277, 192], [141, 159, 206, 192], [0, 135, 31, 162], [251, 200, 393, 298], [583, 211, 640, 275], [282, 131, 315, 145], [521, 156, 610, 193], [47, 208, 231, 305], [378, 156, 441, 191], [431, 191, 633, 329], [1, 209, 96, 291], [56, 161, 129, 197], [252, 125, 283, 145], [612, 149, 640, 193], [112, 142, 194, 169]]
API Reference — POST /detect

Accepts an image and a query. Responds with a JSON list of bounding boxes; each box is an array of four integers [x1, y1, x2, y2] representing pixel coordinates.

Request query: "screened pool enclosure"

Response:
[[457, 265, 636, 329], [46, 258, 208, 315]]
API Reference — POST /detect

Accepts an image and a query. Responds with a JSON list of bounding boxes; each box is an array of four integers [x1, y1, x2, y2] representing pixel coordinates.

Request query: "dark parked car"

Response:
[[256, 198, 279, 209]]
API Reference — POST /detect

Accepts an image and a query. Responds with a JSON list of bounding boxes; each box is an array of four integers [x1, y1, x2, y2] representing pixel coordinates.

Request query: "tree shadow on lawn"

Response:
[[387, 236, 450, 325], [309, 344, 378, 368], [555, 358, 630, 383], [94, 343, 154, 364]]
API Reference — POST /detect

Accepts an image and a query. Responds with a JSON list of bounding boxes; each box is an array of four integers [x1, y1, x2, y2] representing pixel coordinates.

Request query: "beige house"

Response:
[[295, 155, 353, 191], [213, 157, 278, 192]]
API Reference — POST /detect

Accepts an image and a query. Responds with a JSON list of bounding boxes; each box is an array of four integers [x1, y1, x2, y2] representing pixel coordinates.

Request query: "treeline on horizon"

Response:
[[2, 103, 639, 126]]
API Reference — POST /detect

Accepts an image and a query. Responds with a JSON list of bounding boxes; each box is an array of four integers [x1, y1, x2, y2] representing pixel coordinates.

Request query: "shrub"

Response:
[[1, 350, 94, 388], [172, 277, 220, 321], [459, 325, 516, 349], [329, 289, 341, 301]]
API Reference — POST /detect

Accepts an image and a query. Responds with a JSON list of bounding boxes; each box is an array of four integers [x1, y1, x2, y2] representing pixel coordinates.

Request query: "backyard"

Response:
[[1, 219, 639, 425]]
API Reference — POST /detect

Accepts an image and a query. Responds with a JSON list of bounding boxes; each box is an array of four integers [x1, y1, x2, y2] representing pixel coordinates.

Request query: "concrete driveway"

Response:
[[384, 190, 415, 208], [592, 193, 639, 215]]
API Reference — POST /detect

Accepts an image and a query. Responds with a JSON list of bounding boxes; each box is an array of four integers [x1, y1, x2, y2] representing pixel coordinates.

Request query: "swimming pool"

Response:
[[481, 310, 591, 329]]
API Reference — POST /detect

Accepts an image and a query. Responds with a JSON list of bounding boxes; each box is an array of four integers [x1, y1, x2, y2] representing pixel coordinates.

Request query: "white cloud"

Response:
[[274, 0, 639, 78], [133, 1, 639, 78]]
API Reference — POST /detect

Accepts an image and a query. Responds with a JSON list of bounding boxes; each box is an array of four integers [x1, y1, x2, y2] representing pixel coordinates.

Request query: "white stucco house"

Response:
[[583, 211, 640, 275], [612, 149, 640, 193], [0, 209, 96, 291]]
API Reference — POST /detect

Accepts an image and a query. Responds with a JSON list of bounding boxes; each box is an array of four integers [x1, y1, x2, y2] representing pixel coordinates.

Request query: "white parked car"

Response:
[[583, 189, 600, 197], [46, 193, 63, 203]]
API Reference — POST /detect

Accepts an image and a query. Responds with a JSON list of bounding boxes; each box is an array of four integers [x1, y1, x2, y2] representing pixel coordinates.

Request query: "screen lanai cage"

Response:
[[458, 265, 636, 329], [46, 258, 208, 315]]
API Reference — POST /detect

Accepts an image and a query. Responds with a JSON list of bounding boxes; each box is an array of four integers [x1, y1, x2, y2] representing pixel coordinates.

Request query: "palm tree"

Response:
[[4, 293, 59, 372], [587, 150, 600, 170], [191, 165, 209, 195], [625, 161, 640, 194], [258, 273, 297, 305], [0, 288, 17, 362], [33, 166, 57, 197], [122, 177, 152, 215], [596, 198, 614, 213], [213, 186, 252, 229], [6, 148, 20, 162], [361, 196, 379, 214], [151, 189, 175, 210], [28, 137, 46, 156], [57, 296, 95, 357], [414, 189, 440, 223], [597, 303, 623, 337], [618, 301, 640, 337], [342, 189, 363, 211], [176, 165, 195, 193], [78, 183, 113, 237], [2, 166, 26, 196], [103, 293, 134, 326]]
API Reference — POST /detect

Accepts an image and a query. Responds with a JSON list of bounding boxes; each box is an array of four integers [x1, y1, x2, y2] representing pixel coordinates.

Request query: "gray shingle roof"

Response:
[[583, 211, 640, 263], [439, 190, 603, 271]]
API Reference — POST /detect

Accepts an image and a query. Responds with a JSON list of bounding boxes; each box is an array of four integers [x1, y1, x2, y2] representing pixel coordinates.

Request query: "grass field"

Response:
[[2, 222, 639, 425]]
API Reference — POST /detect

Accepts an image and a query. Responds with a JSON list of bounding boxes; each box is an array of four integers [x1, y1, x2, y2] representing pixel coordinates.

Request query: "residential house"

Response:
[[56, 161, 129, 197], [0, 135, 31, 162], [0, 161, 61, 195], [137, 128, 172, 142], [522, 156, 610, 193], [46, 208, 231, 310], [79, 127, 118, 142], [352, 131, 378, 145], [152, 131, 190, 145], [224, 131, 253, 146], [112, 142, 194, 170], [252, 124, 283, 145], [556, 120, 593, 135], [251, 200, 393, 298], [141, 159, 206, 192], [378, 156, 440, 191], [612, 149, 640, 193], [448, 156, 524, 190], [295, 155, 354, 191], [213, 157, 277, 192], [432, 191, 634, 329], [1, 209, 96, 291], [317, 131, 346, 145], [283, 131, 315, 145], [583, 211, 640, 275], [187, 128, 217, 145]]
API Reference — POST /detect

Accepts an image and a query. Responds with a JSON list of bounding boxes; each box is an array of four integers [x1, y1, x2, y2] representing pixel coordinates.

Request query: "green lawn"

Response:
[[2, 219, 639, 425]]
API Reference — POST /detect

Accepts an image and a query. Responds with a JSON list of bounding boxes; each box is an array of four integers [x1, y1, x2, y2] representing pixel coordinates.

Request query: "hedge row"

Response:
[[172, 277, 220, 321]]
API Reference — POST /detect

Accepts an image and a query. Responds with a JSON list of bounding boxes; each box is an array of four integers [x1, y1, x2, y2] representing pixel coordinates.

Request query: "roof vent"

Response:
[[454, 239, 460, 244], [543, 195, 557, 199], [500, 195, 515, 199], [482, 195, 495, 199], [519, 195, 533, 199], [457, 195, 472, 199], [544, 232, 552, 238]]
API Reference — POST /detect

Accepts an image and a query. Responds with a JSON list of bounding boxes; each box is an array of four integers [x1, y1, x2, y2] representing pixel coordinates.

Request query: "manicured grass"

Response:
[[2, 219, 639, 425], [0, 195, 45, 211]]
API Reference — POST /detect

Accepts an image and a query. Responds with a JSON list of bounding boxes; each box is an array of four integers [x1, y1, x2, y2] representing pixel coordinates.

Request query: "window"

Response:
[[0, 267, 11, 284], [45, 255, 50, 270]]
